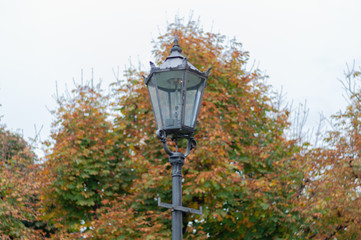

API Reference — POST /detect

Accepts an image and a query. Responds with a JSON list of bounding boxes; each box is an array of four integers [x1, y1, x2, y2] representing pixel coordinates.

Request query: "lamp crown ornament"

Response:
[[170, 33, 182, 54]]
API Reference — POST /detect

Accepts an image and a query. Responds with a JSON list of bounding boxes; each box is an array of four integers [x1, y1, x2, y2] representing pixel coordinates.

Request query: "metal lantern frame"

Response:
[[144, 35, 211, 139], [144, 35, 211, 240]]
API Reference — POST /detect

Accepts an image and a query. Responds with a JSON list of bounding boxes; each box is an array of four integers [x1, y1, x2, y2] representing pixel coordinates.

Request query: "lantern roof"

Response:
[[145, 35, 211, 85]]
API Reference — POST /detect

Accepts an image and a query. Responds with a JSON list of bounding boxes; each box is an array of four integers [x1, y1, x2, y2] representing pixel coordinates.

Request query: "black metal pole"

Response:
[[157, 133, 202, 239], [169, 152, 184, 240]]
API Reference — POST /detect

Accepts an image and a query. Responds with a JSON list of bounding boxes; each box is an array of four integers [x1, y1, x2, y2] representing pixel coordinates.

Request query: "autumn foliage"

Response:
[[2, 19, 361, 239], [0, 126, 46, 238], [297, 70, 361, 239]]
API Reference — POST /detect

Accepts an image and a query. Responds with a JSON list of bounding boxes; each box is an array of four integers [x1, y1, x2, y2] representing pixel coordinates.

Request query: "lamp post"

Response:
[[144, 35, 211, 240]]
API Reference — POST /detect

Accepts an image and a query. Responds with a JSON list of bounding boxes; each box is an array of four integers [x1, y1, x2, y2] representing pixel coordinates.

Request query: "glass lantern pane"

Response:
[[184, 72, 205, 128], [147, 76, 162, 129], [155, 71, 184, 129]]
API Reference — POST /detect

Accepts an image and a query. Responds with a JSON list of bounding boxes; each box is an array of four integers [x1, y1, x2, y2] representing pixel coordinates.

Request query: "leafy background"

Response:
[[1, 18, 361, 239]]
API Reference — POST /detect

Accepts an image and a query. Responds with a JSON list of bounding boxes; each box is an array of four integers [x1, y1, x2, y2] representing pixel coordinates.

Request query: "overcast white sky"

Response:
[[1, 0, 361, 148]]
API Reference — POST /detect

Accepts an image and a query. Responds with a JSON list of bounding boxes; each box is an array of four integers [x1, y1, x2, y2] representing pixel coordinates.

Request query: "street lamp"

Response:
[[144, 35, 211, 240]]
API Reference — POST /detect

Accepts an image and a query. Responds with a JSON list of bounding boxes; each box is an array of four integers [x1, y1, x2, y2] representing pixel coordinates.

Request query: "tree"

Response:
[[85, 19, 306, 239], [0, 125, 47, 238], [9, 17, 361, 240], [40, 84, 134, 235], [298, 67, 361, 239]]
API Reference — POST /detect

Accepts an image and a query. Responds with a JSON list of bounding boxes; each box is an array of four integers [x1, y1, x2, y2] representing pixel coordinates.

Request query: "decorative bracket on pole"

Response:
[[156, 129, 197, 157], [158, 198, 202, 215]]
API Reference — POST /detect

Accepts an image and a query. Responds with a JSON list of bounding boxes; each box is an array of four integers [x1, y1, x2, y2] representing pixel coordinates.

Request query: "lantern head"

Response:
[[145, 35, 210, 138]]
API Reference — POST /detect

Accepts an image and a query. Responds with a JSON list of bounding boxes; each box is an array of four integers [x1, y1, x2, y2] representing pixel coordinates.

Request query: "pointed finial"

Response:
[[170, 33, 182, 53], [205, 67, 212, 77], [174, 33, 179, 45], [150, 61, 156, 69]]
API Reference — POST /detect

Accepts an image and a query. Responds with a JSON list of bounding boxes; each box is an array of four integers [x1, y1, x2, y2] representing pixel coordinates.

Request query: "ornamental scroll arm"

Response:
[[156, 129, 197, 157]]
